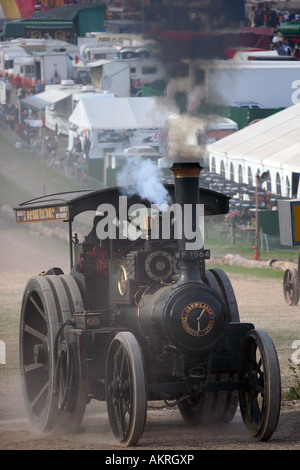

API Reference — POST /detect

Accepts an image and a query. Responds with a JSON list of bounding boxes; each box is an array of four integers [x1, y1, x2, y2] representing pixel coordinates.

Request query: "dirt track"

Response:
[[1, 216, 300, 451]]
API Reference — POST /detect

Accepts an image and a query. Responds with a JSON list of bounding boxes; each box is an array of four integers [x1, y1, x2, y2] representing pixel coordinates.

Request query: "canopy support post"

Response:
[[69, 220, 73, 270]]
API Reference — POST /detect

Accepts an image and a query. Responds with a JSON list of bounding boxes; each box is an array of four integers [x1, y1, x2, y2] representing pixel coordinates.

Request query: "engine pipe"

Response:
[[170, 162, 203, 283]]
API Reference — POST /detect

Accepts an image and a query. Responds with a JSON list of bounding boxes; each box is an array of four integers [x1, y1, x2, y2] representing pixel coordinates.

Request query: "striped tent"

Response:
[[0, 0, 35, 18]]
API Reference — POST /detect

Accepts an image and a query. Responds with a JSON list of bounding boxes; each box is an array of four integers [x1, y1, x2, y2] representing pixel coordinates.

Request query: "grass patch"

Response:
[[0, 173, 32, 208], [284, 363, 300, 400], [207, 263, 284, 280], [0, 130, 78, 208], [205, 221, 298, 261]]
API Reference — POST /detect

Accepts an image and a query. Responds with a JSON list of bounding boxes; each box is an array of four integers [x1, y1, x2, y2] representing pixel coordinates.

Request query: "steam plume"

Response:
[[116, 155, 170, 206]]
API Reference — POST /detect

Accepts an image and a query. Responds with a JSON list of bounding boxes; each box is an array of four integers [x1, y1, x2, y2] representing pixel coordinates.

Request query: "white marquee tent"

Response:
[[207, 103, 300, 198], [20, 85, 109, 135], [68, 95, 177, 158]]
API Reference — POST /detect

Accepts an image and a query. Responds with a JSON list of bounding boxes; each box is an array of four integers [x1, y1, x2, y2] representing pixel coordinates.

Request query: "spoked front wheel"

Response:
[[238, 329, 281, 441], [283, 268, 299, 305], [105, 331, 147, 446]]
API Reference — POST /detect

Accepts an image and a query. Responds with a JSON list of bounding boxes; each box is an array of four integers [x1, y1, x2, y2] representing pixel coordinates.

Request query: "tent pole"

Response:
[[69, 220, 73, 270]]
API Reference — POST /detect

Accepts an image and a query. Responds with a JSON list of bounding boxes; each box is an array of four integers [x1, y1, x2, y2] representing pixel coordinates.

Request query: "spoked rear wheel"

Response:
[[20, 276, 60, 431], [238, 329, 281, 441], [106, 331, 147, 446], [19, 275, 87, 432]]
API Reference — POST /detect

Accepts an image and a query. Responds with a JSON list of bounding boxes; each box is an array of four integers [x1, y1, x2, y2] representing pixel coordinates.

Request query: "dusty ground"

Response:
[[1, 216, 300, 451]]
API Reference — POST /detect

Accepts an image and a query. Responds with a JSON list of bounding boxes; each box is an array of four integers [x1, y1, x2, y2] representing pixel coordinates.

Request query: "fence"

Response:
[[206, 221, 297, 253]]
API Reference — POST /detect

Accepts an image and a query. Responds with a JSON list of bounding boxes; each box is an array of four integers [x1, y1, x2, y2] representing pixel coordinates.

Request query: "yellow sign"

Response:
[[16, 206, 69, 223], [293, 204, 300, 244]]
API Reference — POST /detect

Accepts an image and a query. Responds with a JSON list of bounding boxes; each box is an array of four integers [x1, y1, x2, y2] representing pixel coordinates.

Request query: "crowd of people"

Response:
[[271, 34, 300, 57], [246, 5, 300, 29], [0, 73, 92, 187]]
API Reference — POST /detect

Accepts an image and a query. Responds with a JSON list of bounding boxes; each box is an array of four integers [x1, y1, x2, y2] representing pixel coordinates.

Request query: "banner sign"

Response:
[[15, 205, 69, 223]]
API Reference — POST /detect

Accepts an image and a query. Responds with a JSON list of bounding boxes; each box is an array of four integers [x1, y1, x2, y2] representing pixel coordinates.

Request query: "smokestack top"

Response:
[[171, 162, 203, 179]]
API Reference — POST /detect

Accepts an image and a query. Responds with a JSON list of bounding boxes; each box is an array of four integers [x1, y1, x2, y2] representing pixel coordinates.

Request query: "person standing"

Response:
[[14, 74, 22, 89], [74, 135, 82, 160], [5, 81, 12, 104], [83, 135, 91, 159]]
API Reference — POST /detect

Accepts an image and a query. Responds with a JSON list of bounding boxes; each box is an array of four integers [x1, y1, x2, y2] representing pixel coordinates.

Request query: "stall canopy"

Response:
[[68, 95, 177, 158], [20, 88, 73, 112], [69, 95, 176, 131]]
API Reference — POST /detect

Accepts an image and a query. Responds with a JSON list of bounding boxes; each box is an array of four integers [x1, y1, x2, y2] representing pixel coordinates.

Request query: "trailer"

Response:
[[33, 52, 73, 84], [207, 61, 300, 109], [170, 58, 300, 109], [0, 46, 27, 74]]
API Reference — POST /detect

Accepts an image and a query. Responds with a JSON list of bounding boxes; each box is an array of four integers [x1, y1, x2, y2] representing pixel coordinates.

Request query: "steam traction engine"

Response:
[[15, 163, 281, 446], [278, 199, 300, 305]]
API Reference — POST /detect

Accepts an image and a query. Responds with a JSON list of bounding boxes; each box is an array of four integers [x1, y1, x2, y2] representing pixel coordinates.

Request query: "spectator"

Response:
[[288, 10, 295, 22], [46, 135, 57, 155], [254, 9, 264, 27], [268, 10, 280, 29], [278, 40, 292, 55], [17, 87, 26, 100], [83, 135, 91, 160], [294, 41, 300, 58], [5, 81, 12, 104], [14, 74, 22, 89], [271, 31, 281, 50], [36, 80, 44, 93], [74, 135, 82, 159]]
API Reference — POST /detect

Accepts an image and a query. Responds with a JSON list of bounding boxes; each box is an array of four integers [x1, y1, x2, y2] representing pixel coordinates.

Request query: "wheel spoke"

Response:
[[24, 362, 44, 373], [250, 395, 262, 425], [114, 399, 127, 437], [119, 349, 126, 376], [29, 294, 45, 318], [24, 324, 46, 342], [30, 381, 49, 411]]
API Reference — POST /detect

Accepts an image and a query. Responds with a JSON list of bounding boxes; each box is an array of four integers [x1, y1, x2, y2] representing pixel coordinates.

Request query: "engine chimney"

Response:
[[170, 161, 203, 283]]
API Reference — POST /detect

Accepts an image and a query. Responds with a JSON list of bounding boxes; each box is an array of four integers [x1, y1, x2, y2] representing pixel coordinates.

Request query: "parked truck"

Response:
[[207, 60, 300, 108], [169, 58, 300, 109]]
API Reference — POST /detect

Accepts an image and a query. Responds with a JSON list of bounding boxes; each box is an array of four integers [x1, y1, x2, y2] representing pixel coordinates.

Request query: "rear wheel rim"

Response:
[[20, 276, 59, 431]]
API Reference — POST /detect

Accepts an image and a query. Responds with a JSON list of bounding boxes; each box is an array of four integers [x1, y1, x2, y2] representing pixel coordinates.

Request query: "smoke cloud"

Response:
[[116, 155, 170, 206], [166, 113, 206, 163]]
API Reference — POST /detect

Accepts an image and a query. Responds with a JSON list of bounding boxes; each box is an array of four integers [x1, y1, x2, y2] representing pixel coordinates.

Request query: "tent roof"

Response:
[[69, 96, 176, 131], [21, 89, 72, 111], [32, 2, 105, 21], [207, 103, 300, 173]]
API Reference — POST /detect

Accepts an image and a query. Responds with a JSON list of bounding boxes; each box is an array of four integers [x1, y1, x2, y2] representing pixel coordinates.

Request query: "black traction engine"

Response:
[[14, 162, 281, 446]]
